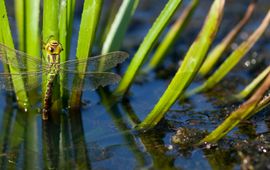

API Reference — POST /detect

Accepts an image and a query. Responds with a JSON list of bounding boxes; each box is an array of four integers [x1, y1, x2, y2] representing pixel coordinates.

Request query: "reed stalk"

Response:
[[201, 72, 270, 143], [185, 10, 270, 98], [199, 0, 256, 76], [236, 66, 270, 99], [114, 0, 183, 96], [145, 0, 199, 71], [0, 0, 29, 108], [137, 0, 225, 130], [69, 0, 103, 108]]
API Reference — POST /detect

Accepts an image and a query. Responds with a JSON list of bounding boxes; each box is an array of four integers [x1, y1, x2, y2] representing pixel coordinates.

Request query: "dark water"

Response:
[[0, 0, 270, 169]]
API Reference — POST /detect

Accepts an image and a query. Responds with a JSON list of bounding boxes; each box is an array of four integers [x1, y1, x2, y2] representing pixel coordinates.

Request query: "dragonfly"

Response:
[[0, 40, 128, 120]]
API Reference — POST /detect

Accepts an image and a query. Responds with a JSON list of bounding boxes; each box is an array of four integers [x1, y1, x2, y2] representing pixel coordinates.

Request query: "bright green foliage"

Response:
[[185, 10, 270, 98], [14, 0, 25, 51], [0, 0, 29, 108], [69, 0, 103, 107], [58, 0, 76, 101], [66, 0, 76, 56], [26, 0, 40, 60], [76, 0, 103, 63], [1, 0, 269, 144], [145, 0, 199, 71], [43, 0, 60, 41], [114, 0, 183, 96], [201, 100, 258, 143], [59, 0, 69, 99], [26, 0, 41, 98], [59, 0, 68, 63], [24, 1, 40, 169], [201, 73, 270, 143], [236, 66, 270, 99], [137, 0, 225, 130], [198, 0, 256, 76], [102, 0, 139, 54]]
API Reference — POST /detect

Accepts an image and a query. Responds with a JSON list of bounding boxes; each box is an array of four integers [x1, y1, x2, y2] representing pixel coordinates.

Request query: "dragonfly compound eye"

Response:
[[48, 47, 54, 53]]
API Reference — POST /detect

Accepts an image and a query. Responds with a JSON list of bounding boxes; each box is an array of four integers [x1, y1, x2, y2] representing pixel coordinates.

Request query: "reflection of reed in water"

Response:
[[0, 96, 40, 169], [42, 120, 60, 169], [41, 110, 92, 170], [69, 108, 91, 170], [0, 95, 15, 169]]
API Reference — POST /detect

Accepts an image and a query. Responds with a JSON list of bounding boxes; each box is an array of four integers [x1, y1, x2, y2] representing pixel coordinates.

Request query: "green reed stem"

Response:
[[59, 0, 75, 101], [59, 0, 68, 101], [66, 0, 76, 56], [102, 0, 139, 54], [54, 0, 74, 62], [114, 0, 182, 96], [69, 0, 103, 108], [26, 0, 40, 93], [0, 0, 29, 108], [199, 0, 256, 76], [43, 0, 59, 41], [185, 10, 270, 98], [59, 0, 68, 63], [14, 0, 25, 51], [25, 0, 40, 58], [145, 0, 199, 72], [24, 1, 40, 168], [96, 1, 120, 48], [137, 0, 225, 130], [235, 66, 270, 100], [201, 72, 270, 143]]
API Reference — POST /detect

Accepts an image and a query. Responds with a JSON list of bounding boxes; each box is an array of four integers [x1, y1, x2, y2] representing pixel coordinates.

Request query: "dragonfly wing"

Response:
[[60, 51, 128, 72], [0, 72, 43, 91], [59, 70, 121, 91], [0, 43, 43, 71]]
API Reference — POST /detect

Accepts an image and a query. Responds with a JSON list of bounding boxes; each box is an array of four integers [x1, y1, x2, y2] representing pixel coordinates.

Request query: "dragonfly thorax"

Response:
[[47, 54, 60, 64], [44, 40, 63, 64]]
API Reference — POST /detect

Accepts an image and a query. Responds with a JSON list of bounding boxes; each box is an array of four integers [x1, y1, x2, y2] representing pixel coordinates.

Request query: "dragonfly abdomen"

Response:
[[42, 74, 56, 120]]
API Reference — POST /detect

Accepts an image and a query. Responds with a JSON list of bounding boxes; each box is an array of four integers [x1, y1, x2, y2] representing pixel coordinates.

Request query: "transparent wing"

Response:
[[0, 72, 43, 91], [0, 43, 43, 71], [60, 51, 129, 72], [59, 70, 121, 91]]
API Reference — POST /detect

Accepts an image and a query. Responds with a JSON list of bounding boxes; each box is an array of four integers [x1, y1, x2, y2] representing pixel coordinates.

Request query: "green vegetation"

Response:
[[0, 0, 29, 108], [0, 0, 269, 148], [145, 0, 199, 72], [137, 0, 225, 130], [102, 0, 139, 54], [114, 0, 183, 95], [184, 10, 270, 99], [69, 0, 103, 108], [198, 0, 256, 76], [235, 66, 270, 99], [201, 73, 270, 143]]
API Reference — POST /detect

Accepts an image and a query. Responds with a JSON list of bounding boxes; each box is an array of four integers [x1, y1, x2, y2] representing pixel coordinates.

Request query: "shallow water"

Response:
[[0, 0, 270, 169]]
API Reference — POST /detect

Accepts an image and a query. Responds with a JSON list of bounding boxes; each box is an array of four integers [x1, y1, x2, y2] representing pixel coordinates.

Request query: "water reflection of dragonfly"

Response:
[[0, 40, 128, 119]]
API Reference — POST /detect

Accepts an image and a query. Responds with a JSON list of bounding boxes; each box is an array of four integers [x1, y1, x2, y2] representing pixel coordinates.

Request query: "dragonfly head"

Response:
[[44, 40, 63, 55]]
